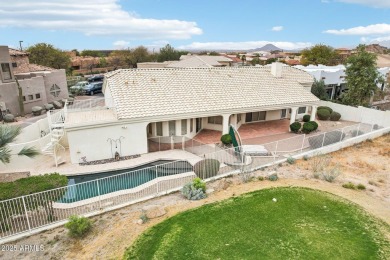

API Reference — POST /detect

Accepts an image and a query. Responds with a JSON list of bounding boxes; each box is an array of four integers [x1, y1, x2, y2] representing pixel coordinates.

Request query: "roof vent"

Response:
[[271, 62, 283, 78]]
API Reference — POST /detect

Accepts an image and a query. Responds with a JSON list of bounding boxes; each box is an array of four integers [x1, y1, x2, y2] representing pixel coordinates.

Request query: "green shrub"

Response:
[[193, 159, 220, 179], [357, 184, 366, 190], [258, 176, 264, 181], [321, 166, 341, 182], [290, 122, 301, 133], [309, 121, 318, 131], [342, 183, 356, 190], [330, 111, 341, 121], [220, 134, 232, 145], [268, 173, 279, 181], [31, 106, 43, 116], [287, 157, 296, 164], [317, 109, 330, 120], [302, 122, 315, 134], [65, 215, 92, 238], [303, 155, 309, 161], [317, 106, 333, 114], [3, 114, 15, 123], [302, 114, 311, 122], [192, 177, 206, 192]]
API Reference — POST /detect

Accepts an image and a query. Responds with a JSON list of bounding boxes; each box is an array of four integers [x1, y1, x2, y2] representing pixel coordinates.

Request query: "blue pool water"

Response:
[[61, 160, 193, 203]]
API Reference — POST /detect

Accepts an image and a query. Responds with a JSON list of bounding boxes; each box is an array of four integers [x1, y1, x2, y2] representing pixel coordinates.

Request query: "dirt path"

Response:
[[1, 135, 390, 260]]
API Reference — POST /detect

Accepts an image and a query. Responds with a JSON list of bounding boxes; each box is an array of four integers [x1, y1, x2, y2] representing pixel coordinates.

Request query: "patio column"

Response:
[[289, 107, 298, 132], [222, 114, 230, 134], [310, 105, 317, 121]]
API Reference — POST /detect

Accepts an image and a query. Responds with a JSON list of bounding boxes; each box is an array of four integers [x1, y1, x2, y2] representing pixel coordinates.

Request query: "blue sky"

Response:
[[1, 0, 390, 51]]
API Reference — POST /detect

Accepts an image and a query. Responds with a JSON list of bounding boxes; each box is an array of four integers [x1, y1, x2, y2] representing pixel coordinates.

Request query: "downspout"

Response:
[[15, 77, 25, 117]]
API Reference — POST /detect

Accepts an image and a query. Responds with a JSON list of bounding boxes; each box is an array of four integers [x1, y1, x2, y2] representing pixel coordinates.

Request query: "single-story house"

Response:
[[64, 63, 319, 163]]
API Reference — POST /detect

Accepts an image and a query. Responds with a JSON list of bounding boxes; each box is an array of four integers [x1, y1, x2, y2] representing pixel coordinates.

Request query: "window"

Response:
[[190, 119, 193, 132], [246, 111, 266, 122], [156, 122, 163, 136], [1, 63, 12, 80], [237, 114, 241, 123], [181, 119, 187, 135], [298, 107, 306, 114], [49, 84, 61, 97], [208, 116, 222, 125], [169, 121, 176, 135], [28, 95, 33, 101], [35, 93, 41, 99], [23, 96, 26, 102], [281, 109, 287, 118], [12, 63, 17, 68]]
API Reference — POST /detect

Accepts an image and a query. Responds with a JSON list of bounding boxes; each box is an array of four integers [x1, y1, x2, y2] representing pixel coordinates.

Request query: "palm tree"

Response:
[[0, 125, 40, 164]]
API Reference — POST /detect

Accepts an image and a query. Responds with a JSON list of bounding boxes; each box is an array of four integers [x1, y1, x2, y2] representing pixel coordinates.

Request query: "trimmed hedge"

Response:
[[290, 122, 301, 133], [302, 122, 315, 134], [303, 114, 311, 122], [193, 159, 220, 179], [317, 109, 330, 120], [0, 173, 68, 200], [3, 114, 15, 123], [220, 134, 232, 145], [309, 121, 318, 131], [330, 111, 341, 121], [317, 106, 333, 114]]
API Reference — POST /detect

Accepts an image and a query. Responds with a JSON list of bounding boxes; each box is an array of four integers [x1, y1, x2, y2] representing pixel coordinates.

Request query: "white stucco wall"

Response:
[[67, 122, 149, 164]]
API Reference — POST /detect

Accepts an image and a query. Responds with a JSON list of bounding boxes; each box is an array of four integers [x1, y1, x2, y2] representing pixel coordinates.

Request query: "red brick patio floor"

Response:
[[193, 119, 291, 144]]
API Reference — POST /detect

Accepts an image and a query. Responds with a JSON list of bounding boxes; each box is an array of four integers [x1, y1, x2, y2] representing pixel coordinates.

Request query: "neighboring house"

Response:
[[295, 64, 390, 100], [64, 63, 318, 163], [0, 46, 68, 115]]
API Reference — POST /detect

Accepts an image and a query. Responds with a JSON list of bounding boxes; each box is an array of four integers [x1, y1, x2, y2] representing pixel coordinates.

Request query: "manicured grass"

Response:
[[124, 187, 390, 260]]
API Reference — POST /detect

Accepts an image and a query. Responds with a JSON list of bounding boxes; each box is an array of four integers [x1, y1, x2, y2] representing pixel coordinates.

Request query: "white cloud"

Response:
[[0, 0, 202, 39], [178, 41, 312, 50], [113, 40, 130, 49], [324, 24, 390, 35], [271, 26, 284, 32], [337, 0, 390, 8]]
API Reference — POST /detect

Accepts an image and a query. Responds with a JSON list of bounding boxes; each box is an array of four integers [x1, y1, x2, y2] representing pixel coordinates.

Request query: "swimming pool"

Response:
[[60, 160, 193, 203]]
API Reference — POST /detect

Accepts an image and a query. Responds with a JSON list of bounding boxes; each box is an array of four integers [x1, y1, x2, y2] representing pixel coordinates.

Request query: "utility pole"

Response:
[[19, 41, 23, 51]]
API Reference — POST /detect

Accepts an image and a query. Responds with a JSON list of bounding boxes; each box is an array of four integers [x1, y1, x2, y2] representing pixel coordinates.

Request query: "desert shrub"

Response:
[[268, 173, 278, 181], [290, 122, 301, 133], [330, 111, 341, 121], [181, 178, 207, 200], [317, 106, 333, 114], [65, 215, 92, 238], [309, 121, 318, 131], [342, 183, 356, 190], [302, 122, 315, 134], [310, 154, 331, 179], [357, 184, 366, 190], [350, 130, 364, 137], [373, 124, 379, 130], [321, 165, 341, 182], [317, 109, 330, 120], [303, 155, 309, 161], [303, 114, 311, 122], [139, 210, 149, 224], [3, 114, 15, 123], [220, 134, 232, 145], [258, 176, 264, 181], [287, 157, 296, 164], [193, 159, 220, 179], [31, 106, 43, 116], [44, 104, 54, 111]]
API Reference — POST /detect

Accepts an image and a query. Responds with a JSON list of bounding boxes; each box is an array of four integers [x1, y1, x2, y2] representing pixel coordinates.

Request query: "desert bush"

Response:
[[303, 155, 309, 161], [44, 104, 54, 111], [3, 114, 15, 123], [65, 215, 92, 238], [287, 157, 296, 164], [321, 165, 341, 182], [220, 134, 232, 145], [350, 130, 364, 137], [193, 159, 220, 179], [317, 109, 330, 120], [268, 173, 278, 181], [302, 122, 315, 134], [357, 184, 366, 190], [290, 122, 301, 133], [330, 111, 341, 121], [310, 154, 331, 179], [31, 106, 43, 116], [182, 178, 207, 200], [303, 114, 311, 122], [258, 176, 264, 181], [373, 124, 379, 130], [342, 183, 356, 190], [139, 210, 149, 223], [317, 106, 333, 114]]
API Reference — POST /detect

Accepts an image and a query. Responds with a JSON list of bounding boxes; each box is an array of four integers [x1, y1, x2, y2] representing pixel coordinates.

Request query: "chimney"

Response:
[[271, 62, 283, 78]]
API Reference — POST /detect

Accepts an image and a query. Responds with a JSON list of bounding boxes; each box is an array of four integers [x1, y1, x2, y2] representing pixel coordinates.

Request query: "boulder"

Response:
[[52, 101, 63, 109], [141, 205, 166, 219], [31, 106, 43, 116], [44, 104, 54, 111], [3, 114, 15, 123]]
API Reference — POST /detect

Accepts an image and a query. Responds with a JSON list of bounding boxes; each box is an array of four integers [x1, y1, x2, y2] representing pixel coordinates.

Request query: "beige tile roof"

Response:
[[28, 63, 55, 72], [167, 55, 233, 68], [105, 66, 317, 120]]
